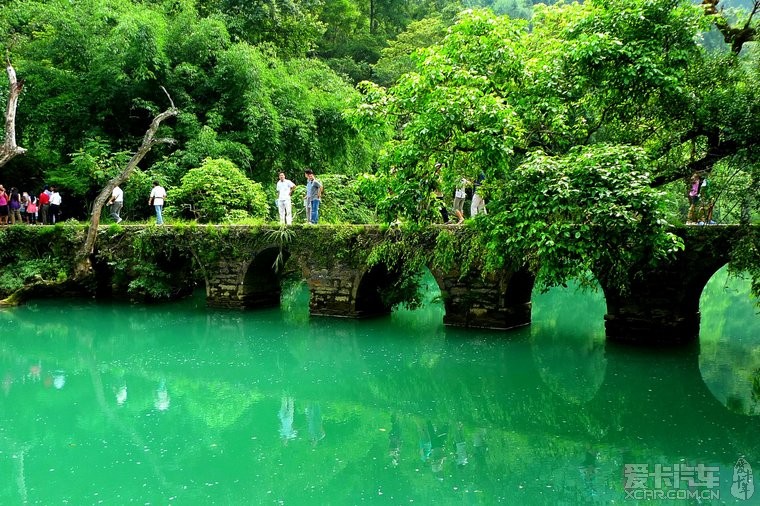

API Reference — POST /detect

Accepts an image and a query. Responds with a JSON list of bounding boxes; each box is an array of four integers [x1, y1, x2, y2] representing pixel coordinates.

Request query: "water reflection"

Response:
[[52, 370, 66, 390], [154, 378, 170, 411], [115, 382, 128, 406], [278, 395, 297, 443], [530, 282, 607, 405], [307, 401, 325, 446], [699, 266, 760, 416], [0, 272, 756, 504], [27, 361, 41, 382], [454, 421, 468, 467], [388, 413, 401, 466]]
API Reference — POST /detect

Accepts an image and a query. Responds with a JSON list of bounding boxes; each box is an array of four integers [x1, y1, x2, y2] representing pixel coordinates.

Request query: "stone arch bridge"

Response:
[[95, 224, 755, 345]]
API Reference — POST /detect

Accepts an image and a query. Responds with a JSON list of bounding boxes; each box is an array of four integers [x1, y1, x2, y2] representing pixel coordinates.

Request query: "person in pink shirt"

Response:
[[0, 185, 8, 225], [687, 173, 701, 224]]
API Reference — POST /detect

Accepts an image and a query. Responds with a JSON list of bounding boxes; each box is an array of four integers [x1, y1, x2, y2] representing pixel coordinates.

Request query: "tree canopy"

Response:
[[1, 0, 758, 293], [0, 0, 378, 219], [355, 1, 760, 290]]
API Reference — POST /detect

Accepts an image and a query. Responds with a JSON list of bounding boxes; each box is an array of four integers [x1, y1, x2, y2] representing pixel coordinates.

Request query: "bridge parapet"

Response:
[[76, 223, 758, 342]]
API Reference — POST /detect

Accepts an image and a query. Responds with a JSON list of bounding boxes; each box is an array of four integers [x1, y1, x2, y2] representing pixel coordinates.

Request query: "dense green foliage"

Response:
[[168, 158, 268, 222], [0, 224, 81, 295], [356, 2, 760, 292], [1, 0, 759, 298], [0, 0, 379, 212], [0, 0, 560, 215]]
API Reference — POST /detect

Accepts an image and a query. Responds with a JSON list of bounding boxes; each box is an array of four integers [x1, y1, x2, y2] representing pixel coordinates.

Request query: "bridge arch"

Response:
[[310, 261, 423, 318], [353, 263, 395, 318], [113, 223, 752, 339], [599, 227, 741, 344], [205, 244, 296, 309], [240, 246, 292, 308], [591, 342, 756, 457]]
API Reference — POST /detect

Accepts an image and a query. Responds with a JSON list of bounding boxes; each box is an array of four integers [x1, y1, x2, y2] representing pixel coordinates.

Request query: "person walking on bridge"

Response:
[[149, 181, 167, 225], [470, 171, 487, 216], [108, 185, 124, 223]]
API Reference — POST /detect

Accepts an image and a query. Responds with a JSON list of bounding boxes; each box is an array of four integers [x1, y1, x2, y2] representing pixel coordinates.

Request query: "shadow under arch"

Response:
[[697, 265, 760, 416], [93, 243, 196, 300], [241, 246, 292, 308], [353, 263, 402, 318]]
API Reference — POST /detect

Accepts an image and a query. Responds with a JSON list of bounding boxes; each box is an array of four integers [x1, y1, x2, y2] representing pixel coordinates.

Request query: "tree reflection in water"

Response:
[[0, 271, 756, 504]]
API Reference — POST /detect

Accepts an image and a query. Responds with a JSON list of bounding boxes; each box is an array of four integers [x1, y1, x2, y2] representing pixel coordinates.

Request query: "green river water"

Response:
[[0, 267, 757, 505]]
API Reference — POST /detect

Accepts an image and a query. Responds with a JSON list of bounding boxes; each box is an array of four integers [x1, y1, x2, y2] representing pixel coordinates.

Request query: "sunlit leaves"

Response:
[[169, 158, 268, 222], [485, 144, 683, 289], [356, 4, 708, 291]]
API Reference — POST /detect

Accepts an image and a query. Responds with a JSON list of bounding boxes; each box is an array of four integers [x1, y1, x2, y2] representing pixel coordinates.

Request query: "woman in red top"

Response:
[[38, 187, 50, 225]]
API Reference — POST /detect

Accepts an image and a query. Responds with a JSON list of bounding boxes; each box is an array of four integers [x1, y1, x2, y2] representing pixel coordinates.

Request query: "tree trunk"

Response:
[[703, 0, 759, 54], [370, 0, 376, 34], [0, 59, 26, 168], [73, 88, 178, 280]]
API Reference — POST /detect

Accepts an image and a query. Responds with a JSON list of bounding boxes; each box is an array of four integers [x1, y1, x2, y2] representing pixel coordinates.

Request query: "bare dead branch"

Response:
[[74, 91, 179, 279], [151, 138, 176, 146], [744, 1, 760, 31], [0, 60, 26, 168]]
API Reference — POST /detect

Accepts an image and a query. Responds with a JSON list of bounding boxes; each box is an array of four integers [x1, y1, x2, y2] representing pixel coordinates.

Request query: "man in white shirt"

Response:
[[276, 172, 296, 225], [49, 186, 62, 224], [149, 180, 167, 225], [108, 185, 124, 223]]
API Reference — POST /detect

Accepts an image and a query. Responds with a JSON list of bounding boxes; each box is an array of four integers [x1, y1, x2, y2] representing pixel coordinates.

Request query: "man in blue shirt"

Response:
[[304, 169, 323, 224]]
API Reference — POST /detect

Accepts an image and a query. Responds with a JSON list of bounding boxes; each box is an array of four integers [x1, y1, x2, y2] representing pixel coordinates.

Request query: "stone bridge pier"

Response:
[[598, 227, 740, 344], [434, 267, 535, 330], [304, 261, 396, 318], [205, 247, 289, 309], [203, 245, 536, 329], [204, 248, 400, 318]]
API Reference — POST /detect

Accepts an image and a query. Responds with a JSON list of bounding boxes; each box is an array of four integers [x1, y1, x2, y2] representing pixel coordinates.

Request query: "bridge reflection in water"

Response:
[[0, 266, 756, 504]]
